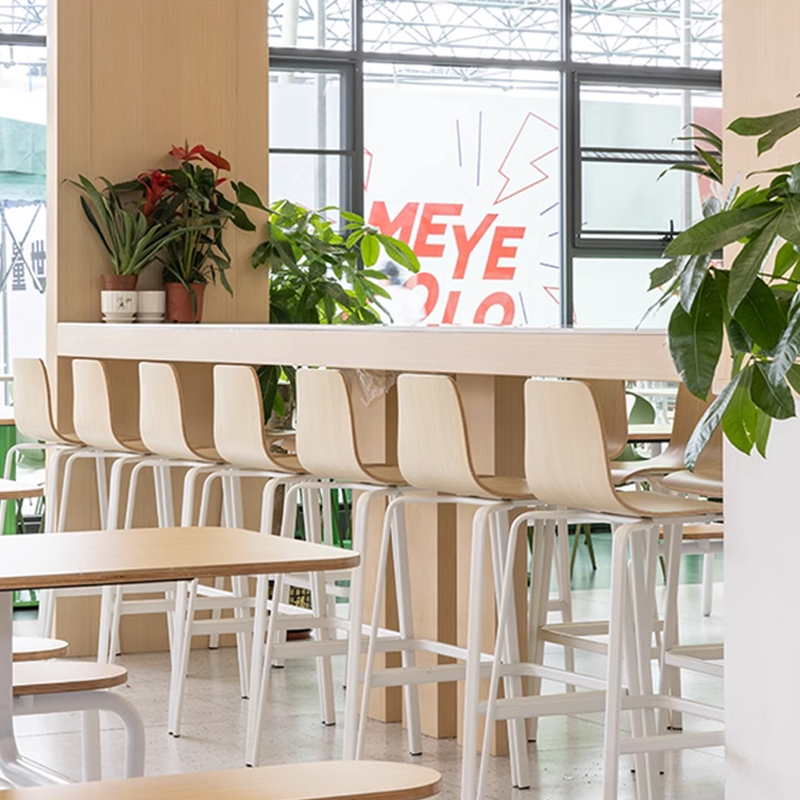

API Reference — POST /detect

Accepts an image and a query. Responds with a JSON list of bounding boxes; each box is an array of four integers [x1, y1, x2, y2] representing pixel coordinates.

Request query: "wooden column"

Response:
[[46, 0, 270, 655]]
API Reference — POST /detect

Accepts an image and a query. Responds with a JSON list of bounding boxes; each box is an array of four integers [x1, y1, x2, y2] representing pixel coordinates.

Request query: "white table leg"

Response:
[[0, 592, 71, 786]]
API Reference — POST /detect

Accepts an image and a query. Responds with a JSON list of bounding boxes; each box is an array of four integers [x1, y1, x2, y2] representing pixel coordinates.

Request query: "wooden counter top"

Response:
[[57, 323, 679, 381]]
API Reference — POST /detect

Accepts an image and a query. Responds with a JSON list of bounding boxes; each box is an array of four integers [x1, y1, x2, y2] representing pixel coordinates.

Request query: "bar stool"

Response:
[[467, 379, 724, 800], [356, 372, 543, 790], [132, 361, 254, 732], [246, 367, 412, 767], [168, 364, 311, 738]]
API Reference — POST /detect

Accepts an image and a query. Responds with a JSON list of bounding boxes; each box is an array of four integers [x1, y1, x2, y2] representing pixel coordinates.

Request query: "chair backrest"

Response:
[[139, 362, 198, 460], [525, 378, 632, 515], [72, 360, 128, 451], [397, 373, 487, 496], [213, 365, 290, 471], [12, 358, 72, 445], [295, 368, 375, 483], [584, 379, 628, 460], [663, 383, 714, 465]]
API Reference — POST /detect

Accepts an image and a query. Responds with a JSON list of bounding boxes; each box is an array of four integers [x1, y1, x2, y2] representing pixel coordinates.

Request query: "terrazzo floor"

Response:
[[9, 544, 725, 799]]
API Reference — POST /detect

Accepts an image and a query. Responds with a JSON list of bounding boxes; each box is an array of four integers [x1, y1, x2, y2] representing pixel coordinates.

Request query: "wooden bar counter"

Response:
[[52, 323, 677, 743]]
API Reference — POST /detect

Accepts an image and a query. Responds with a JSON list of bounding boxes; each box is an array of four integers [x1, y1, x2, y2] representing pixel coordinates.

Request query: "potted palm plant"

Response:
[[252, 199, 420, 419], [649, 102, 800, 465]]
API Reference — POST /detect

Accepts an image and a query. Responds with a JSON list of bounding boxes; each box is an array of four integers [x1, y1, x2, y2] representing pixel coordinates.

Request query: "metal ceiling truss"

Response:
[[269, 0, 720, 68]]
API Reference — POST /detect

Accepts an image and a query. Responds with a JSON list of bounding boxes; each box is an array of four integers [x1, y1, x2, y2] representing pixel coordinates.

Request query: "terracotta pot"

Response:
[[165, 282, 206, 323], [101, 274, 138, 291]]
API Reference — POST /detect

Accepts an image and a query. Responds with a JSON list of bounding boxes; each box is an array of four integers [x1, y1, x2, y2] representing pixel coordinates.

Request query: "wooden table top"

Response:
[[0, 528, 360, 591], [627, 423, 673, 443], [0, 761, 442, 800]]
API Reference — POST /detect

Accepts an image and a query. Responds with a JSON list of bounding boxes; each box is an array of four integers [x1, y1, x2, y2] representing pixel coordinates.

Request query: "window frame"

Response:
[[269, 0, 722, 327]]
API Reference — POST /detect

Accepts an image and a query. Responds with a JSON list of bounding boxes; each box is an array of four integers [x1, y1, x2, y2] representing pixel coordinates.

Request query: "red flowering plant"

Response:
[[132, 143, 265, 302]]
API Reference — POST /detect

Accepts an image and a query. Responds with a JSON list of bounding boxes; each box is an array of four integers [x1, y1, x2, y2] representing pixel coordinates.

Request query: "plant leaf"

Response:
[[685, 370, 744, 469], [751, 362, 796, 419], [668, 272, 723, 400], [722, 369, 757, 454], [774, 241, 800, 277], [767, 303, 800, 382], [754, 411, 772, 457], [729, 107, 800, 154], [733, 276, 785, 350], [649, 258, 684, 290], [665, 204, 780, 256], [680, 254, 710, 313], [360, 234, 380, 267], [728, 215, 780, 313]]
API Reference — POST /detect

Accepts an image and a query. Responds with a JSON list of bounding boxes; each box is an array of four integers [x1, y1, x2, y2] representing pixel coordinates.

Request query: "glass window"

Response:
[[365, 64, 560, 327], [270, 71, 343, 151], [578, 83, 722, 245], [571, 0, 722, 69], [573, 258, 675, 328], [269, 0, 352, 50], [269, 153, 345, 212], [0, 43, 47, 391], [362, 0, 560, 61], [0, 2, 46, 36]]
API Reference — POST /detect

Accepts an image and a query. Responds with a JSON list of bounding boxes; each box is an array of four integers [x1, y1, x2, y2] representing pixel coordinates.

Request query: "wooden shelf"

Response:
[[57, 323, 679, 381]]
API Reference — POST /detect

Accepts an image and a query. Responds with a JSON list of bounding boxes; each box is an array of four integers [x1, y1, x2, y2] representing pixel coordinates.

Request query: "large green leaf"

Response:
[[774, 241, 800, 277], [754, 411, 772, 457], [751, 362, 796, 419], [786, 363, 800, 395], [685, 370, 743, 469], [728, 215, 780, 313], [668, 273, 723, 400], [729, 106, 800, 154], [680, 254, 710, 313], [648, 258, 684, 290], [775, 197, 800, 247], [767, 304, 800, 382], [722, 369, 757, 454], [732, 276, 785, 349], [665, 204, 780, 257]]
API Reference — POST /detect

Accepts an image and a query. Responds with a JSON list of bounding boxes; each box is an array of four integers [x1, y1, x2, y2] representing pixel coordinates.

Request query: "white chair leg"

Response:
[[168, 578, 198, 737], [356, 497, 399, 760], [388, 500, 423, 757], [487, 509, 528, 790], [81, 710, 101, 781], [459, 505, 492, 800], [701, 552, 714, 617], [342, 490, 378, 761], [303, 485, 336, 727]]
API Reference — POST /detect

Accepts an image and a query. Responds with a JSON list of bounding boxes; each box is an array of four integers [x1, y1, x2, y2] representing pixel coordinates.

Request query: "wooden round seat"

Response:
[[12, 636, 68, 662], [0, 760, 442, 800], [12, 661, 127, 697]]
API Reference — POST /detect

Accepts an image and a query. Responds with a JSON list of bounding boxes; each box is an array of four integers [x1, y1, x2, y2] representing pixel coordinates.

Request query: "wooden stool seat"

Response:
[[660, 469, 723, 498], [12, 637, 68, 662], [0, 479, 43, 501], [0, 761, 442, 800], [660, 523, 723, 541], [12, 661, 128, 697]]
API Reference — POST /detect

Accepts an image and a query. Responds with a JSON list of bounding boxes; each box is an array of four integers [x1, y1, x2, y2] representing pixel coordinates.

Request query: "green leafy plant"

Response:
[[649, 102, 800, 467], [69, 175, 187, 277], [253, 199, 421, 419]]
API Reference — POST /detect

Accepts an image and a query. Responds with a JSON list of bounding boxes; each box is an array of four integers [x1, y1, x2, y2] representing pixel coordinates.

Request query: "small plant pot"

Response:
[[165, 282, 206, 323], [101, 274, 138, 291]]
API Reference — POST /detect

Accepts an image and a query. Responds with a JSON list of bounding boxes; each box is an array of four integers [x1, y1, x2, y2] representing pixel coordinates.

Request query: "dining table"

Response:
[[0, 526, 360, 788]]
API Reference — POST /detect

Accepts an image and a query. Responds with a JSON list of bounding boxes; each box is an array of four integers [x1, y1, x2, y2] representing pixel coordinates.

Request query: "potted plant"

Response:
[[137, 143, 265, 322], [69, 174, 185, 291], [648, 102, 800, 466], [252, 199, 420, 420]]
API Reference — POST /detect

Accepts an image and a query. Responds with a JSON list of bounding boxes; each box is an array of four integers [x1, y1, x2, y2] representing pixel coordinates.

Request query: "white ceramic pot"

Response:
[[100, 290, 137, 323], [137, 290, 166, 323]]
